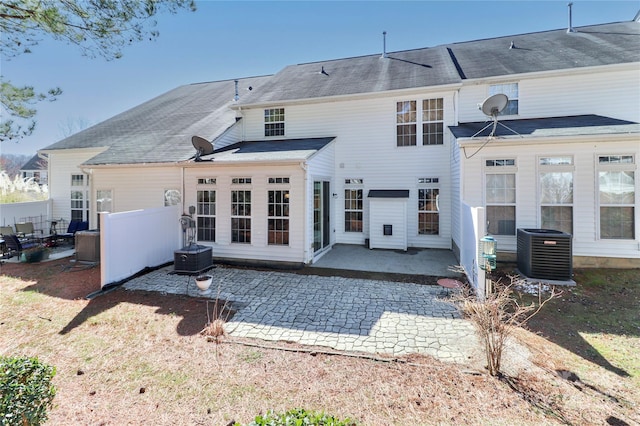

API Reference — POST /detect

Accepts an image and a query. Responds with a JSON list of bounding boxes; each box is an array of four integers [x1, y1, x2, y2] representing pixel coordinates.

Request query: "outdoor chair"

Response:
[[0, 226, 14, 237], [3, 234, 40, 258], [59, 220, 89, 243], [15, 222, 37, 239]]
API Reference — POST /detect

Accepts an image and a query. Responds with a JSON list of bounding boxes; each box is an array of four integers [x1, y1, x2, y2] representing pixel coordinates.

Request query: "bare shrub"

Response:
[[200, 286, 233, 362], [451, 275, 560, 376]]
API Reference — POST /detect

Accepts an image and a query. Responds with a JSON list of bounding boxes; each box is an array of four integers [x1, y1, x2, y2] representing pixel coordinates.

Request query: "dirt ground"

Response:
[[1, 257, 638, 425]]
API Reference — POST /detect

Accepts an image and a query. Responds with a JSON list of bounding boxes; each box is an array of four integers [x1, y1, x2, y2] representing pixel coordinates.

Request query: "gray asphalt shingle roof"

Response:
[[21, 154, 46, 171], [41, 20, 639, 165], [238, 21, 639, 105], [42, 76, 271, 165], [199, 137, 335, 163], [449, 115, 640, 139]]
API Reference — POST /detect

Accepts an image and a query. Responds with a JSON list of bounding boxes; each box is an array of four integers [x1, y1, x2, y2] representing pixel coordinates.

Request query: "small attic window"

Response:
[[489, 83, 518, 115], [264, 108, 285, 137]]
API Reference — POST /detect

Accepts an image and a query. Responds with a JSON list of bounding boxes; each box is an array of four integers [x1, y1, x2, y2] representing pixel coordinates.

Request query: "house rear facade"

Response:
[[40, 19, 640, 269]]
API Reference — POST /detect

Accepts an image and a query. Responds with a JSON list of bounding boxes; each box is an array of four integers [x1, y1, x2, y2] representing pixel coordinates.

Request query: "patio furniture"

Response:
[[15, 222, 37, 239], [59, 220, 89, 243], [0, 226, 14, 237], [3, 234, 40, 258]]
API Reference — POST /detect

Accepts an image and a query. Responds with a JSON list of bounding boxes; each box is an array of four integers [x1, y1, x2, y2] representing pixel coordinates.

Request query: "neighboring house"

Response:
[[40, 19, 640, 268], [20, 154, 48, 186]]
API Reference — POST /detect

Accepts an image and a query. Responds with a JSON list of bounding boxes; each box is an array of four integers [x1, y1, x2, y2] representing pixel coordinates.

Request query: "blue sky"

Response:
[[1, 0, 638, 156]]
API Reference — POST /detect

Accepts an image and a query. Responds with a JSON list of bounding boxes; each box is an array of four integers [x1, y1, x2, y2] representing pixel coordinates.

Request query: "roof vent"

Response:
[[234, 79, 239, 101], [509, 41, 515, 49], [381, 31, 387, 58], [567, 2, 577, 33]]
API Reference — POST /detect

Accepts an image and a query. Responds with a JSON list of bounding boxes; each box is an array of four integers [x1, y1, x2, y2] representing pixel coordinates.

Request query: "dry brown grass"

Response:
[[0, 258, 638, 425]]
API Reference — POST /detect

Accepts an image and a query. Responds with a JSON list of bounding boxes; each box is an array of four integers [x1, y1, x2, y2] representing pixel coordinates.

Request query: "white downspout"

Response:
[[300, 161, 309, 264]]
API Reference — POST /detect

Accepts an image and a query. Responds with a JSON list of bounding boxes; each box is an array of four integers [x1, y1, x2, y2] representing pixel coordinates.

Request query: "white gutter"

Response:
[[300, 160, 309, 264], [457, 131, 639, 147]]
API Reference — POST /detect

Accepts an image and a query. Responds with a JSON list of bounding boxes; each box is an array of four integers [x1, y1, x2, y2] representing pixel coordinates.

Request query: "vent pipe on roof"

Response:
[[567, 2, 577, 33], [381, 31, 387, 58], [234, 79, 239, 101]]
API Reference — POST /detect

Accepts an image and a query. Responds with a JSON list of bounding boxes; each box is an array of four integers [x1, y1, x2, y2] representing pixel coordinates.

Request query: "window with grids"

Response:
[[598, 155, 635, 239], [344, 180, 363, 232], [231, 190, 251, 243], [539, 157, 573, 235], [422, 98, 444, 145], [489, 83, 518, 115], [197, 190, 216, 242], [418, 187, 439, 235], [396, 101, 416, 146], [70, 174, 88, 221], [268, 190, 289, 245], [485, 159, 516, 235], [264, 108, 285, 137]]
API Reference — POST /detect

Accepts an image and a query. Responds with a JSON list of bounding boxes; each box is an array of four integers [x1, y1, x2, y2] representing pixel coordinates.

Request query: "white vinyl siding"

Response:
[[458, 67, 640, 123], [459, 139, 639, 259]]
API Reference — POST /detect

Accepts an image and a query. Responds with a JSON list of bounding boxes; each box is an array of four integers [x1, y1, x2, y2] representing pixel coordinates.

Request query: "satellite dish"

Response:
[[480, 93, 509, 117], [191, 136, 214, 160], [467, 93, 521, 159]]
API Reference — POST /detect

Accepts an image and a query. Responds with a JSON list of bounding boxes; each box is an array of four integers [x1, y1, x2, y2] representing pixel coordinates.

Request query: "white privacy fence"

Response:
[[460, 202, 487, 299], [100, 206, 182, 288], [0, 200, 52, 234]]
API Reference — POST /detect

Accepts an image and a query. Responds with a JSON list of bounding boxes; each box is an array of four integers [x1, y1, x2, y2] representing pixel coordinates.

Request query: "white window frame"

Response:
[[264, 108, 285, 137], [70, 173, 89, 222], [484, 159, 517, 236], [196, 178, 216, 242], [489, 83, 518, 116], [396, 98, 444, 147], [538, 156, 574, 235], [267, 188, 290, 246], [231, 177, 252, 243], [396, 100, 417, 146], [417, 177, 440, 235], [344, 178, 364, 233], [96, 189, 113, 213], [597, 154, 635, 240], [421, 98, 444, 145]]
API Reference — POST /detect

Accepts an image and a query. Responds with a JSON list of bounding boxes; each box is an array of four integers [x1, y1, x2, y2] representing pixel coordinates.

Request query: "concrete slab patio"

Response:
[[310, 244, 460, 277], [123, 264, 479, 364]]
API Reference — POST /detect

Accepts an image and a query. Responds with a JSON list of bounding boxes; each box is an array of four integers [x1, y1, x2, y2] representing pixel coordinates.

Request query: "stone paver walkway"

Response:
[[123, 266, 478, 363]]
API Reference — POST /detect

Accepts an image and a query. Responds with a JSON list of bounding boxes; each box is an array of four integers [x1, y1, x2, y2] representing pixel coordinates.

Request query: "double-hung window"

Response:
[[196, 178, 216, 242], [396, 101, 417, 146], [422, 98, 444, 145], [268, 178, 290, 245], [71, 174, 89, 221], [264, 108, 285, 137], [539, 157, 574, 235], [489, 83, 518, 115], [397, 98, 444, 146], [485, 159, 516, 235], [344, 179, 363, 232], [418, 178, 440, 235], [231, 178, 252, 243], [598, 155, 635, 239]]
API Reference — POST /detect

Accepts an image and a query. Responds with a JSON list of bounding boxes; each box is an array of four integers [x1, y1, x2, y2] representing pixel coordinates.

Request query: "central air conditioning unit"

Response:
[[75, 230, 100, 262], [517, 228, 572, 281], [174, 244, 213, 274]]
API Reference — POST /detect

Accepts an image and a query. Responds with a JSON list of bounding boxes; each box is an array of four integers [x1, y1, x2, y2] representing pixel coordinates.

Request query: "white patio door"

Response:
[[313, 181, 330, 252]]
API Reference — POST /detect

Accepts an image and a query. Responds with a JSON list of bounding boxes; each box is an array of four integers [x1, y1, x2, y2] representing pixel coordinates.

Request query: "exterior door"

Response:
[[313, 181, 331, 252]]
